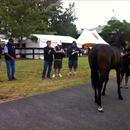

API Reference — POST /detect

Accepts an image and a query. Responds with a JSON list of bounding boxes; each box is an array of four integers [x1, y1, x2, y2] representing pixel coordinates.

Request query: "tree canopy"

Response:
[[0, 0, 78, 41], [101, 20, 130, 47], [0, 0, 42, 41], [48, 3, 78, 38]]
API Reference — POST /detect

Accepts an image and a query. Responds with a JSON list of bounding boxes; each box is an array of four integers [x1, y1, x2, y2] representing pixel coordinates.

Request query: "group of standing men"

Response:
[[0, 38, 81, 81], [42, 40, 82, 80]]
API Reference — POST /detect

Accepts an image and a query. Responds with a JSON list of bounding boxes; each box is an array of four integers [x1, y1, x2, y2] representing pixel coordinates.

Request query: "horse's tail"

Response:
[[91, 69, 99, 89], [88, 48, 98, 70], [88, 49, 99, 89]]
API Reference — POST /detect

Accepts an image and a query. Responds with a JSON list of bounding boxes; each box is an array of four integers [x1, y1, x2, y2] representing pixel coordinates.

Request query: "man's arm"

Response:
[[78, 48, 82, 53], [55, 48, 65, 53]]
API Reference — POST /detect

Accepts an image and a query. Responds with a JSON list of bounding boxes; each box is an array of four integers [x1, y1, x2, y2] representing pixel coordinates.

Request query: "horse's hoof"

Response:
[[102, 92, 105, 96], [97, 107, 104, 112], [119, 96, 123, 100]]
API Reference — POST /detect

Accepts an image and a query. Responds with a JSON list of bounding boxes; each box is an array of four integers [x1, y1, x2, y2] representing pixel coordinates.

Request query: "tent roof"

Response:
[[90, 30, 108, 44], [0, 38, 8, 44], [76, 29, 108, 46], [32, 34, 76, 44]]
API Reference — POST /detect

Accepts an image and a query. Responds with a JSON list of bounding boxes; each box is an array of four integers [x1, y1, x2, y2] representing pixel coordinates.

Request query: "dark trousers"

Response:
[[5, 60, 15, 80], [42, 61, 52, 78]]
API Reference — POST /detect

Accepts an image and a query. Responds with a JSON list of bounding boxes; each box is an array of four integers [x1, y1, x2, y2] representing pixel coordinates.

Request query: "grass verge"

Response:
[[0, 56, 115, 102]]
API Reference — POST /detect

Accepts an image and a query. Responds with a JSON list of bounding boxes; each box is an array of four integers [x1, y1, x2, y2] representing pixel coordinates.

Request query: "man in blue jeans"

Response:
[[4, 38, 16, 81], [42, 40, 55, 80]]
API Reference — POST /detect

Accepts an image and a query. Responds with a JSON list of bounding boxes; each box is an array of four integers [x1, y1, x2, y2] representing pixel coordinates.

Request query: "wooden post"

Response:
[[33, 48, 35, 59]]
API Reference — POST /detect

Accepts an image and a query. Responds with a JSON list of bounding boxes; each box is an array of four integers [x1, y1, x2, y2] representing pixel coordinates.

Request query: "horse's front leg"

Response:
[[116, 69, 123, 100], [94, 87, 98, 103]]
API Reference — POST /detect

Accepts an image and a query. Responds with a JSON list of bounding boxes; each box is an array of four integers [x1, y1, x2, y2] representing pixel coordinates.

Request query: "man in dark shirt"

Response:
[[4, 38, 16, 81], [52, 44, 65, 78], [0, 39, 2, 62], [120, 42, 130, 88], [67, 41, 82, 76], [42, 40, 55, 80], [0, 39, 2, 81]]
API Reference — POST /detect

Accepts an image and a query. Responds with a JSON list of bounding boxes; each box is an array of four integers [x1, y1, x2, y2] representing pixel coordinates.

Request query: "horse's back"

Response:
[[88, 44, 111, 69], [88, 44, 122, 70]]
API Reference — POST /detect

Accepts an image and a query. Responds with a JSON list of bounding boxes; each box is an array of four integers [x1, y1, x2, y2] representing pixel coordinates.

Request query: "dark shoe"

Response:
[[47, 76, 52, 79], [8, 79, 12, 81], [12, 77, 16, 80], [124, 85, 128, 89], [120, 84, 124, 88], [42, 77, 45, 80], [120, 86, 123, 88], [47, 75, 51, 78]]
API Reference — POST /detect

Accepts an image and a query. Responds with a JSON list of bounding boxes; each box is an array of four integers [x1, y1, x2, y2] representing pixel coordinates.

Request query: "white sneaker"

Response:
[[68, 72, 72, 76], [73, 71, 77, 76], [58, 73, 62, 78], [52, 74, 56, 78]]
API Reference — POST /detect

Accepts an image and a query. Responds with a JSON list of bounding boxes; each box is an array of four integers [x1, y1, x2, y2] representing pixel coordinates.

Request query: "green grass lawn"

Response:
[[0, 56, 115, 102]]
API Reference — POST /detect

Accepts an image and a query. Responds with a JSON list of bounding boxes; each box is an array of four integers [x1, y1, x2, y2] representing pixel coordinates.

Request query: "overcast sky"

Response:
[[62, 0, 130, 30]]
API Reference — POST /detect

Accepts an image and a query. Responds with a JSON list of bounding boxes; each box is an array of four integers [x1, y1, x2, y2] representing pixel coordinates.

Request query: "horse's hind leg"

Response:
[[116, 69, 123, 100], [97, 71, 108, 112], [97, 86, 102, 106], [102, 80, 108, 96], [91, 69, 99, 103], [102, 72, 109, 96], [97, 81, 104, 112]]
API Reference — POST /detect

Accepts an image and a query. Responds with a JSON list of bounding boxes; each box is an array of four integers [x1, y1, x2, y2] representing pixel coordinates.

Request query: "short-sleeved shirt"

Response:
[[4, 46, 8, 53], [44, 46, 55, 62], [54, 48, 65, 60], [4, 43, 16, 60], [67, 46, 81, 61], [122, 48, 130, 65]]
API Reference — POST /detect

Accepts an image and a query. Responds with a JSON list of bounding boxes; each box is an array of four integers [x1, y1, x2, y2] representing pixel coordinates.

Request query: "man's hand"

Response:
[[11, 57, 15, 60]]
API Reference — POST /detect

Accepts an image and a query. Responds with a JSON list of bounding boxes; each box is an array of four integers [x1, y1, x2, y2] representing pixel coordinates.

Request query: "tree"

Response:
[[35, 0, 61, 34], [102, 20, 130, 47], [0, 0, 44, 42], [48, 2, 78, 38], [0, 0, 78, 42]]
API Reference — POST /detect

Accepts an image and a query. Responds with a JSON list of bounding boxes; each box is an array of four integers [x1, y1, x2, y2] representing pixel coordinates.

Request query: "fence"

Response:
[[15, 47, 44, 59], [2, 47, 85, 59]]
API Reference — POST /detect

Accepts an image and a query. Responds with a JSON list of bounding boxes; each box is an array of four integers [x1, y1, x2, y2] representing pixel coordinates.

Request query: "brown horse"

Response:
[[88, 44, 123, 112]]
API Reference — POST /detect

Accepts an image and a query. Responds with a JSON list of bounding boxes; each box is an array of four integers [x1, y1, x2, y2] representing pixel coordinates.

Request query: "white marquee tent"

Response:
[[26, 34, 77, 59], [76, 29, 109, 48], [26, 34, 77, 47]]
